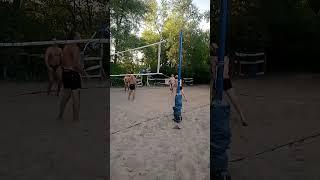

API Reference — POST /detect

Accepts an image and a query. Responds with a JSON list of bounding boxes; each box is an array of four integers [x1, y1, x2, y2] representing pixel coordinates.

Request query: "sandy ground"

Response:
[[229, 74, 320, 179], [110, 86, 210, 180], [1, 73, 320, 180], [111, 73, 320, 180], [0, 81, 108, 180]]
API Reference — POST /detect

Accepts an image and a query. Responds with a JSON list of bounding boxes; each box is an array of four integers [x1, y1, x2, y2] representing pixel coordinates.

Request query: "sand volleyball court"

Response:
[[0, 81, 107, 180], [111, 85, 210, 180]]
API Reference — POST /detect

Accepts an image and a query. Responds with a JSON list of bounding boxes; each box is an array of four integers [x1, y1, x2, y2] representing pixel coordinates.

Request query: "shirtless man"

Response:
[[128, 73, 136, 101], [57, 32, 84, 123], [124, 75, 130, 92], [211, 43, 247, 126], [45, 38, 62, 96], [169, 74, 175, 93]]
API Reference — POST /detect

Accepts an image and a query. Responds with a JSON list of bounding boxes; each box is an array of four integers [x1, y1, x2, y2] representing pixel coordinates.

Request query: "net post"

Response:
[[157, 42, 161, 74], [100, 39, 104, 80], [211, 0, 232, 179]]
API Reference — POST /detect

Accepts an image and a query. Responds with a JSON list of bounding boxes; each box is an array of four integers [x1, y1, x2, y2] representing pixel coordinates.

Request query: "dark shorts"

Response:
[[212, 78, 233, 91], [49, 65, 60, 72], [62, 70, 81, 90], [129, 84, 135, 90]]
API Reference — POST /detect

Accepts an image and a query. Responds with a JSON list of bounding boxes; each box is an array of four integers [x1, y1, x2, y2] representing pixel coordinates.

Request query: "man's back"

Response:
[[124, 76, 130, 83], [129, 75, 136, 84], [62, 45, 80, 71]]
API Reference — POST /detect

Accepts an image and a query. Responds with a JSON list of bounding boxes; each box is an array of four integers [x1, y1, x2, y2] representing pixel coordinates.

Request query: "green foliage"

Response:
[[211, 0, 320, 71], [141, 0, 210, 83], [0, 0, 109, 80], [110, 0, 148, 63]]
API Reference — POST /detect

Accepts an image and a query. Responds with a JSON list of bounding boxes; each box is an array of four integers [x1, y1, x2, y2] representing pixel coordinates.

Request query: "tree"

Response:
[[110, 0, 148, 64], [141, 0, 210, 83], [0, 0, 110, 80]]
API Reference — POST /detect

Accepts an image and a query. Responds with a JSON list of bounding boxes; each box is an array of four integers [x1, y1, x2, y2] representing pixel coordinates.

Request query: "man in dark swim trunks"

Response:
[[45, 37, 63, 96], [211, 43, 248, 126], [57, 32, 84, 123], [128, 73, 136, 101]]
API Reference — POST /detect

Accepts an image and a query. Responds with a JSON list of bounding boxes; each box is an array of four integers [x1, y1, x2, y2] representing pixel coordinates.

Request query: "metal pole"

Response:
[[157, 43, 161, 74], [172, 31, 183, 123], [211, 0, 231, 179], [215, 0, 228, 102], [177, 31, 183, 94]]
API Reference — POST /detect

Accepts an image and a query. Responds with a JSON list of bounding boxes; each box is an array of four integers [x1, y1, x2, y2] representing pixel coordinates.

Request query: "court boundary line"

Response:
[[111, 103, 209, 135], [229, 131, 320, 163]]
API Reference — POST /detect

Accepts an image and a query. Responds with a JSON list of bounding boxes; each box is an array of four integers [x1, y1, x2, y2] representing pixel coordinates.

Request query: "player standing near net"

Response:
[[128, 73, 136, 101], [45, 37, 63, 96], [124, 75, 130, 92], [169, 74, 175, 93], [57, 32, 84, 123], [211, 43, 248, 126]]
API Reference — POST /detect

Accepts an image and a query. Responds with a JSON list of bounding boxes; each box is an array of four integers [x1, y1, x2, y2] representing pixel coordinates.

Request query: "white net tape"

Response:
[[0, 39, 109, 47]]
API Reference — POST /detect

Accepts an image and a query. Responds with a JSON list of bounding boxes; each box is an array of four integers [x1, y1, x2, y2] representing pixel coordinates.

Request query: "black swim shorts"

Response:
[[49, 64, 61, 72], [129, 84, 135, 90], [62, 70, 81, 90]]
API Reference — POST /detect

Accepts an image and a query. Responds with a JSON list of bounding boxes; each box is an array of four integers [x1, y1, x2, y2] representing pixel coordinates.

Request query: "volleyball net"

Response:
[[0, 38, 109, 81], [110, 40, 171, 87]]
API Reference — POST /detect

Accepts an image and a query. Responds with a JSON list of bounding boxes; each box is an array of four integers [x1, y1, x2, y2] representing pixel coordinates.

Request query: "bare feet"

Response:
[[173, 124, 181, 129]]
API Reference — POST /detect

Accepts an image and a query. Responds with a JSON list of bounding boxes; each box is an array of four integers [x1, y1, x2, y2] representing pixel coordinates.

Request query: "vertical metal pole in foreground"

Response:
[[173, 31, 183, 123], [215, 0, 228, 101], [211, 0, 231, 179]]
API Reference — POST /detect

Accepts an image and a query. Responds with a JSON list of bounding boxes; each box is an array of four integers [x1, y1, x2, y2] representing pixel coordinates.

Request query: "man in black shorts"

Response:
[[57, 32, 84, 123], [128, 73, 136, 101]]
